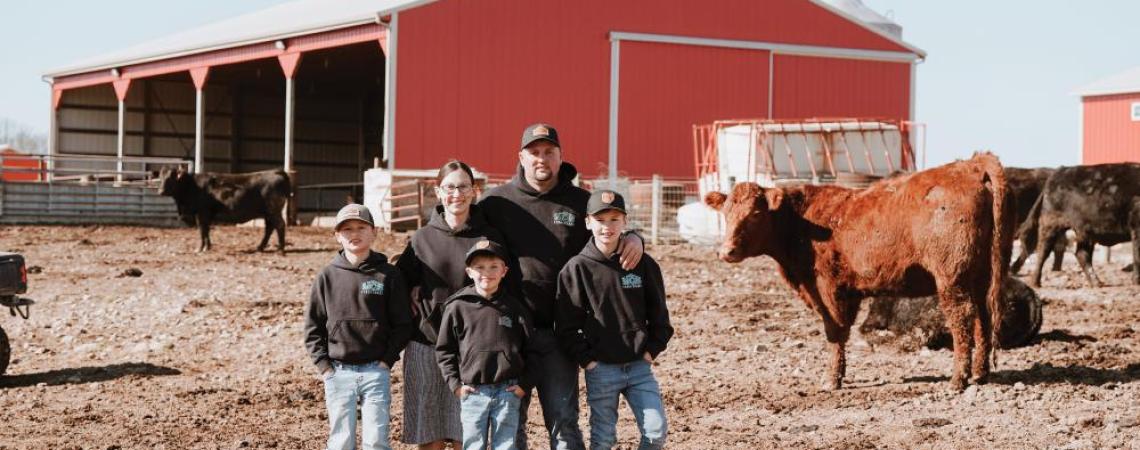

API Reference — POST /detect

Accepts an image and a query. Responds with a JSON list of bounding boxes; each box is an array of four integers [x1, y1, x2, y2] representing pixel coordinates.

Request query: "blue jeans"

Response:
[[323, 361, 392, 450], [584, 360, 667, 450], [460, 381, 522, 450], [516, 328, 585, 450]]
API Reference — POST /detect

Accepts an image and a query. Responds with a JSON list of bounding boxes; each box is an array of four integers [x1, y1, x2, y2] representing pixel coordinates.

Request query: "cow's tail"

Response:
[[976, 152, 1009, 368], [276, 169, 294, 198], [1018, 189, 1046, 252]]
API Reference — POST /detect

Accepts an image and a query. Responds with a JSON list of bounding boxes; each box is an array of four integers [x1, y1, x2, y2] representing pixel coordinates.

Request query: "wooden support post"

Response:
[[112, 79, 131, 185], [190, 67, 210, 174], [278, 52, 302, 225]]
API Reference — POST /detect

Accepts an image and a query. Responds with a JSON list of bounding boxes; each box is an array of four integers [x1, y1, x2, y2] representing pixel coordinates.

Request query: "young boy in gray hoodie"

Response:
[[304, 203, 414, 450]]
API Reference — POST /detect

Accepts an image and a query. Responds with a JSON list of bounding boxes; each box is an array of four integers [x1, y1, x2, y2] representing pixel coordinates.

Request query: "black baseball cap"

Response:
[[520, 123, 560, 149], [465, 239, 509, 265], [587, 190, 627, 215]]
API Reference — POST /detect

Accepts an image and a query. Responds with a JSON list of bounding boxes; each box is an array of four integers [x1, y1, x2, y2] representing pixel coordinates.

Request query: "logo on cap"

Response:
[[532, 125, 550, 137], [601, 192, 615, 204], [475, 240, 491, 250]]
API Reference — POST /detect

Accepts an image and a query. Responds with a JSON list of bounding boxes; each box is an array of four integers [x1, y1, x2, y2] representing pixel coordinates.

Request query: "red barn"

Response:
[[44, 0, 922, 212], [1077, 67, 1140, 164]]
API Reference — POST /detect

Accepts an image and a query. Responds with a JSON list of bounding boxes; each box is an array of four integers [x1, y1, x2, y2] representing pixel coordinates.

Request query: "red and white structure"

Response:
[[1076, 67, 1140, 164], [43, 0, 923, 212]]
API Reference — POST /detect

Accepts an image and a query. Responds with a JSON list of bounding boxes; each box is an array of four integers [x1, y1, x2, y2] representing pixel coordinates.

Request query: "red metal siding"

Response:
[[618, 42, 769, 178], [396, 0, 914, 177], [772, 55, 910, 119], [1082, 93, 1140, 164]]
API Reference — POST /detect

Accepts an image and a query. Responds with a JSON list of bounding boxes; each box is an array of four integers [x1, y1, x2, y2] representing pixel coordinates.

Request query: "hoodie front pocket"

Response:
[[461, 350, 504, 383], [329, 319, 385, 360], [621, 326, 648, 355]]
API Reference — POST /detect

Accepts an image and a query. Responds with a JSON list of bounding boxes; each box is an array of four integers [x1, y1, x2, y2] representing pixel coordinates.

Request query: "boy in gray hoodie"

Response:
[[304, 203, 414, 450]]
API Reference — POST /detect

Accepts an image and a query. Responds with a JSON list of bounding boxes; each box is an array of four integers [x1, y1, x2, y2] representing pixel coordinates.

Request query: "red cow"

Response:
[[704, 153, 1014, 391]]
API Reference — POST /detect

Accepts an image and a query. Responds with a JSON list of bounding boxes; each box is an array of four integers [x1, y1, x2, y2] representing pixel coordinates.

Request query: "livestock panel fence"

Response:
[[0, 153, 189, 227]]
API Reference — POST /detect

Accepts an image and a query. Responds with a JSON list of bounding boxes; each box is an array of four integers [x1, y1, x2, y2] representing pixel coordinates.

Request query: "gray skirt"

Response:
[[401, 340, 462, 444]]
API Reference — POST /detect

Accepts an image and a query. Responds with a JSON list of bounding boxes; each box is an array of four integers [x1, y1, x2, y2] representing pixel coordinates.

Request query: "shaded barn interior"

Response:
[[54, 41, 388, 216]]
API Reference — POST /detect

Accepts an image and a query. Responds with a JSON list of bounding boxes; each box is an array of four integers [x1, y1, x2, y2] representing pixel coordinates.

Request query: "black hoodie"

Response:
[[555, 238, 674, 367], [436, 285, 534, 392], [304, 251, 414, 373], [396, 204, 507, 345], [479, 163, 591, 328]]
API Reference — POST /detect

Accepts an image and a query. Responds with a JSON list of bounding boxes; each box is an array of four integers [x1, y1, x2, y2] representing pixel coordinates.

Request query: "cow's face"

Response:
[[704, 182, 784, 263], [157, 167, 187, 197]]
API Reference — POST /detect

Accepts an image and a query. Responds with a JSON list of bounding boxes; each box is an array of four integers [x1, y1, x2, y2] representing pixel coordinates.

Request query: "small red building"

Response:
[[1076, 67, 1140, 164], [0, 146, 44, 182]]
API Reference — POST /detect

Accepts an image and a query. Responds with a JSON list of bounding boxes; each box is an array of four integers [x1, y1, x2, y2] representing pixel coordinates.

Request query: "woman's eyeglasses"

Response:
[[437, 184, 473, 194]]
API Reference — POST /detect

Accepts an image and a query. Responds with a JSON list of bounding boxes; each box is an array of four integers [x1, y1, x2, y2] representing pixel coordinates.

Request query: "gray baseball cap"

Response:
[[335, 203, 374, 229]]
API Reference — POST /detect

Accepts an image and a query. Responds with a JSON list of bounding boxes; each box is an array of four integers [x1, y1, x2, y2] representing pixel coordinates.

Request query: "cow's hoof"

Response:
[[821, 377, 843, 391], [969, 374, 988, 385], [949, 377, 968, 392]]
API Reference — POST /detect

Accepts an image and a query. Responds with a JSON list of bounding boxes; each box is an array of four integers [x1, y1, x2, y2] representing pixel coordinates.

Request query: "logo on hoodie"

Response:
[[361, 280, 385, 295], [499, 315, 513, 328], [552, 210, 576, 226], [621, 273, 642, 289]]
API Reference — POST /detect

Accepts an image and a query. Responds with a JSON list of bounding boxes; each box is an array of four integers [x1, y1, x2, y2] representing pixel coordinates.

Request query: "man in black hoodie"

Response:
[[479, 123, 644, 450], [304, 204, 414, 450]]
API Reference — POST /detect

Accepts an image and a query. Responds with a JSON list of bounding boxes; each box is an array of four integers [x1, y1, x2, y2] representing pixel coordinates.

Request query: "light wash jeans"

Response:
[[584, 360, 667, 450], [460, 381, 522, 450], [516, 328, 585, 450], [323, 361, 392, 450]]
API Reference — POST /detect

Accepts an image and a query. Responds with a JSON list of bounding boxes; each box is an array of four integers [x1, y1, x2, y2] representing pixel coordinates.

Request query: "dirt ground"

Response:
[[1, 224, 1138, 449]]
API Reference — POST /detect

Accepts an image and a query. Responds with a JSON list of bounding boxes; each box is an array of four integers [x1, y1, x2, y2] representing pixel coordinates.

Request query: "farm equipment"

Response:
[[0, 252, 34, 375], [692, 117, 924, 197]]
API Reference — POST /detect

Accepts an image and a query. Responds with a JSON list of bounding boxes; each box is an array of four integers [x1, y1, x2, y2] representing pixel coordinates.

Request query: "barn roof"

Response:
[[1074, 66, 1140, 98], [44, 0, 427, 78], [45, 0, 921, 79]]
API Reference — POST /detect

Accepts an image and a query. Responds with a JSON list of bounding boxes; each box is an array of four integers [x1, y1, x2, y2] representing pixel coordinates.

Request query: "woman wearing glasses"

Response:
[[394, 160, 509, 450]]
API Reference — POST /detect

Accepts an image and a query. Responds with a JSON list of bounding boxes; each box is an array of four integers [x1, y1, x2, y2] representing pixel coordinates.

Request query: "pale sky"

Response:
[[2, 1, 1139, 168]]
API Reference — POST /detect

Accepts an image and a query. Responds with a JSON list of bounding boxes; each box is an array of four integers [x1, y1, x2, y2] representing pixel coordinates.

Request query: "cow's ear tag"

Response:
[[764, 189, 784, 211]]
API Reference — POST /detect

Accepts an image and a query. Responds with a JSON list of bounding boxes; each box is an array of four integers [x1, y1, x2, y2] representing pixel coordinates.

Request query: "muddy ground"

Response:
[[0, 225, 1137, 449]]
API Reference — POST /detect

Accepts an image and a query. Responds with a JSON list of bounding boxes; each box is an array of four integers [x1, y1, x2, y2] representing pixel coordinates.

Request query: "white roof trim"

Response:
[[1074, 66, 1140, 98], [45, 0, 436, 79], [808, 0, 926, 59], [610, 32, 920, 63]]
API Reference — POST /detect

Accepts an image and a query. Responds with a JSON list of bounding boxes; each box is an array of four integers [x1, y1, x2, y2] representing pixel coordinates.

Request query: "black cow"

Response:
[[860, 276, 1043, 351], [158, 167, 291, 254], [1006, 167, 1067, 274], [1026, 163, 1140, 287]]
